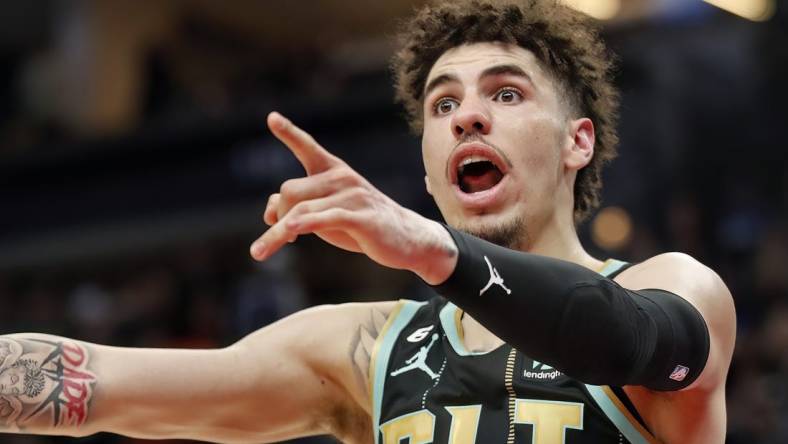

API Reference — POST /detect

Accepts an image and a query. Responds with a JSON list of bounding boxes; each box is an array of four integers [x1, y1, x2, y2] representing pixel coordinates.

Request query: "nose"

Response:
[[450, 98, 491, 139]]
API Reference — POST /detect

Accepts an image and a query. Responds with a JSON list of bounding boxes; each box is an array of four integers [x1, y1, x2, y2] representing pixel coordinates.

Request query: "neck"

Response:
[[522, 209, 604, 272], [460, 214, 606, 354]]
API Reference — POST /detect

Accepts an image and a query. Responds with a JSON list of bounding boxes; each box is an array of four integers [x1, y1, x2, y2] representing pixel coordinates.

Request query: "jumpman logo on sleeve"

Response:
[[390, 333, 440, 380], [480, 255, 511, 296]]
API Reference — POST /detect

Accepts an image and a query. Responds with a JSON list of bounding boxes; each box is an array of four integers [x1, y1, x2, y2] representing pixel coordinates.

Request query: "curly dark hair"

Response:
[[392, 0, 619, 222]]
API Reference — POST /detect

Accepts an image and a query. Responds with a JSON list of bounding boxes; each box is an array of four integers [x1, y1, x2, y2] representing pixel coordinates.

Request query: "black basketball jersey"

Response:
[[369, 259, 659, 444]]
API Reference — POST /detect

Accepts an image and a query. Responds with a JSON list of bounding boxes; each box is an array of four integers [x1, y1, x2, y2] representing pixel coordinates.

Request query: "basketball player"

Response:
[[1, 1, 735, 443]]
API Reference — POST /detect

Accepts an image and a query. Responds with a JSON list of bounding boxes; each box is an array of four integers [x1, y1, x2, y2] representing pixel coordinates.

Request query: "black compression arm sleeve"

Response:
[[432, 225, 710, 391]]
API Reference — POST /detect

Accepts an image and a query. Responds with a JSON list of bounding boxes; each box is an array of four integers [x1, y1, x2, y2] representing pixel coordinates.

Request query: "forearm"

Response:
[[0, 333, 273, 442], [0, 333, 99, 437], [431, 226, 709, 390]]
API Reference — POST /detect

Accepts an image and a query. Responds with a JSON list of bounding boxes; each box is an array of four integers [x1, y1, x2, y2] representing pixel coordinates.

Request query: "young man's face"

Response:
[[420, 42, 593, 247]]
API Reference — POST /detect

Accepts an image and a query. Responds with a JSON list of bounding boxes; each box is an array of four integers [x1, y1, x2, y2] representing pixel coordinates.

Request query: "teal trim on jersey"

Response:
[[584, 384, 652, 444], [373, 300, 426, 444], [598, 259, 627, 277], [589, 260, 655, 444], [439, 302, 490, 356]]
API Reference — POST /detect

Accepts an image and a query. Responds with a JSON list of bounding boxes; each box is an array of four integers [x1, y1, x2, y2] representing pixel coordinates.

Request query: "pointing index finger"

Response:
[[267, 112, 339, 175]]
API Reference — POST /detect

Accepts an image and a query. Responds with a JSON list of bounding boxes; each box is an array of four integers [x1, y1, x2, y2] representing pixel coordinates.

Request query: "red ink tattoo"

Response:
[[26, 339, 96, 427]]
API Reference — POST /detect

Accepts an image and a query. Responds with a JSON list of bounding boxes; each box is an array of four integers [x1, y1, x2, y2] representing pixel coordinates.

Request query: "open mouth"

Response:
[[457, 158, 504, 193]]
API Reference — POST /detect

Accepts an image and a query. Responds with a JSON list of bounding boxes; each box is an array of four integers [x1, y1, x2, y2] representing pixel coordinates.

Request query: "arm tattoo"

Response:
[[0, 337, 96, 431], [349, 306, 392, 399]]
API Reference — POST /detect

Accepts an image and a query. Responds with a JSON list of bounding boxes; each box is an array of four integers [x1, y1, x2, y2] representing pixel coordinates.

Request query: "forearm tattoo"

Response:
[[0, 337, 96, 431], [349, 306, 392, 398]]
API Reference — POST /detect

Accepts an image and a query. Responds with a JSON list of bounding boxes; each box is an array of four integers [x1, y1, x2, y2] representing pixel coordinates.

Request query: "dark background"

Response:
[[0, 1, 786, 443]]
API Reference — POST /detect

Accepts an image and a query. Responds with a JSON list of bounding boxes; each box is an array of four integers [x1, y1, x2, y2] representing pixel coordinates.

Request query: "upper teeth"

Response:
[[459, 156, 490, 167]]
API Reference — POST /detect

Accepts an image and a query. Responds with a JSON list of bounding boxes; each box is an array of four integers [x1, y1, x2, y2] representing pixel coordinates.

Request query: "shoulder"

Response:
[[617, 253, 736, 392], [291, 300, 402, 331], [296, 301, 408, 402], [231, 300, 403, 386], [617, 252, 734, 325], [618, 252, 719, 287], [259, 300, 403, 374], [233, 301, 401, 352], [232, 300, 405, 441]]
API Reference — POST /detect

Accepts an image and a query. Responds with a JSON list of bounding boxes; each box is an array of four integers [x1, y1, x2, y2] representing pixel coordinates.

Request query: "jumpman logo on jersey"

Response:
[[480, 256, 511, 296], [390, 333, 440, 380]]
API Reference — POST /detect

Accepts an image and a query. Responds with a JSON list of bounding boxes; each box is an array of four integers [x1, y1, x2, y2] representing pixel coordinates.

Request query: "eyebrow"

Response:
[[423, 63, 533, 99], [480, 64, 532, 83], [423, 73, 459, 99]]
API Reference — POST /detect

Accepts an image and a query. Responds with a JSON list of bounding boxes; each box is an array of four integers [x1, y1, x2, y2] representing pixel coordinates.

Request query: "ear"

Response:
[[565, 117, 595, 171], [424, 175, 433, 195]]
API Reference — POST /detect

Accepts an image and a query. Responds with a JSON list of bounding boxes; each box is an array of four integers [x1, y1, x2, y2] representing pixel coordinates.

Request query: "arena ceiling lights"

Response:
[[561, 0, 777, 22], [561, 0, 622, 20], [703, 0, 776, 21]]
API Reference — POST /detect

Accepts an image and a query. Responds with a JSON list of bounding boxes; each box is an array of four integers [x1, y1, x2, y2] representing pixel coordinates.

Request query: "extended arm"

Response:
[[0, 302, 396, 443]]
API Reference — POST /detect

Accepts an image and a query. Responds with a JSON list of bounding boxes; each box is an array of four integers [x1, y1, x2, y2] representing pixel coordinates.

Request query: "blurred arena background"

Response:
[[0, 0, 785, 443]]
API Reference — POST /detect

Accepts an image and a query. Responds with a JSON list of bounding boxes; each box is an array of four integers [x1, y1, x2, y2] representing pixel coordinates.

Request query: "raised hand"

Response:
[[250, 112, 457, 285]]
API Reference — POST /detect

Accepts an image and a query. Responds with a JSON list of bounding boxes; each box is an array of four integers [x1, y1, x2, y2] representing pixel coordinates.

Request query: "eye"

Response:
[[433, 97, 459, 116], [493, 87, 523, 104]]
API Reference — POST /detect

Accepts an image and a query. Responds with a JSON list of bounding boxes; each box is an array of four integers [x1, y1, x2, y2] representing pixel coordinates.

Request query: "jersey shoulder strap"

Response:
[[598, 258, 635, 279], [368, 298, 430, 444], [589, 259, 657, 444]]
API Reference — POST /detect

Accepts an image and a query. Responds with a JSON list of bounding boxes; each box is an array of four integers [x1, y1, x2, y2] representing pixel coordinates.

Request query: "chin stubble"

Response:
[[454, 215, 528, 250]]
